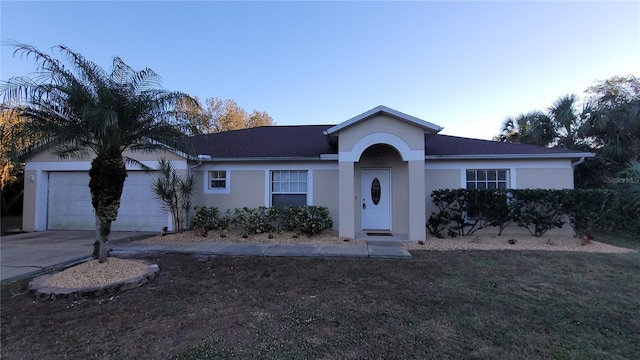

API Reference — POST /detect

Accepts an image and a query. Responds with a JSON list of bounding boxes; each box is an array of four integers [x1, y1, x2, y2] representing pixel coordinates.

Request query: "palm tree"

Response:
[[497, 111, 555, 146], [1, 43, 194, 262], [497, 94, 590, 150]]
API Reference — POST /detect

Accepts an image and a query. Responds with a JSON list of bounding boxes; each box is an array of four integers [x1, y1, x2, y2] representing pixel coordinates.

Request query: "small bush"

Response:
[[278, 205, 333, 235], [191, 206, 219, 230], [510, 189, 566, 237], [233, 206, 278, 234]]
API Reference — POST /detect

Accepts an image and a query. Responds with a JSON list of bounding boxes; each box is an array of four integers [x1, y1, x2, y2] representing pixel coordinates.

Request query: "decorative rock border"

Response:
[[28, 260, 159, 300]]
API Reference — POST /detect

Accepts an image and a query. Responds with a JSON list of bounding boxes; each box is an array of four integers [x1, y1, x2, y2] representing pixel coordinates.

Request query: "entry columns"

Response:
[[408, 160, 426, 242], [338, 161, 356, 239]]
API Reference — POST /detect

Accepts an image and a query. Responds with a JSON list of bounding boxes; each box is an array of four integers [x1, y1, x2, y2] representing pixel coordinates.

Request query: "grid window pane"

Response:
[[466, 170, 475, 181], [209, 171, 227, 189], [466, 170, 509, 190], [271, 170, 307, 207]]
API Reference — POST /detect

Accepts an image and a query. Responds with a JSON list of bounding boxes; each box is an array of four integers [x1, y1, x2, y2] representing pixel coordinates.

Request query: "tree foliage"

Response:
[[1, 43, 194, 261], [495, 75, 640, 188], [177, 96, 274, 135]]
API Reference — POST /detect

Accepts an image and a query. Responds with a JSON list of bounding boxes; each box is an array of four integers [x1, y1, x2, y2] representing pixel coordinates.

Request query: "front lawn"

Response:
[[2, 250, 639, 359]]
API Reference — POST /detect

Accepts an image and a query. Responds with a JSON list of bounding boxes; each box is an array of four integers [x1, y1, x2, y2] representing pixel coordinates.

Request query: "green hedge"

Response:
[[192, 205, 334, 236], [427, 188, 640, 238]]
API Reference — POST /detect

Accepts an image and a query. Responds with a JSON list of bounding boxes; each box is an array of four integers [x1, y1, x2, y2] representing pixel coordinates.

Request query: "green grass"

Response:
[[2, 250, 639, 359], [591, 232, 640, 251]]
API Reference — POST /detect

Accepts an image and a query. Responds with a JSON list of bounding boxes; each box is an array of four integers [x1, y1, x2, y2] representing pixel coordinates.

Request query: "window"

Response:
[[466, 169, 508, 190], [271, 170, 307, 207], [207, 170, 228, 192], [466, 169, 509, 218]]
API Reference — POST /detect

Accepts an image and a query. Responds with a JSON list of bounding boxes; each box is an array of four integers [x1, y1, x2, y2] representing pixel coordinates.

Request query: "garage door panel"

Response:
[[47, 171, 169, 231]]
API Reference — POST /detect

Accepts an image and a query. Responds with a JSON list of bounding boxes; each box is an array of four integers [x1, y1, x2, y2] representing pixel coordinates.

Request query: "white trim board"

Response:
[[425, 159, 571, 170], [26, 160, 188, 171]]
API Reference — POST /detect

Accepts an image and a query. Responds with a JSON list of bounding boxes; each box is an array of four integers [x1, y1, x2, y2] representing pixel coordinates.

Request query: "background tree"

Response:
[[495, 75, 640, 188], [1, 43, 194, 262], [178, 97, 275, 135], [496, 94, 589, 150], [247, 110, 274, 128], [176, 96, 211, 136], [0, 106, 33, 216], [495, 111, 555, 146]]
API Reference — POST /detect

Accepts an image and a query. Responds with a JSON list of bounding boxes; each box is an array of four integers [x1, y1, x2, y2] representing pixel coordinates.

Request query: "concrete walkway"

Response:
[[1, 231, 155, 285], [110, 241, 412, 259], [1, 231, 411, 285]]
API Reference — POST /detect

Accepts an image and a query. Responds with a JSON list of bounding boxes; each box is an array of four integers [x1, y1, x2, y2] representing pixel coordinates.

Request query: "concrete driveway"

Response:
[[1, 231, 156, 285]]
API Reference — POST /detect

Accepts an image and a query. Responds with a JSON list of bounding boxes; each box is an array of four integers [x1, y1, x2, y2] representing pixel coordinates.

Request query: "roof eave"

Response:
[[425, 153, 596, 160], [194, 156, 328, 162]]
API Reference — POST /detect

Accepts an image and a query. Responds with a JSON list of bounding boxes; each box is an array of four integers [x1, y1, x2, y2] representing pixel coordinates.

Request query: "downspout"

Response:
[[185, 156, 205, 230], [571, 156, 586, 169]]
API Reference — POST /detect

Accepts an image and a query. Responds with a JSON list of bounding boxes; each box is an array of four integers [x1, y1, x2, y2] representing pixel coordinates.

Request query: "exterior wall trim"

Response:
[[340, 133, 423, 162], [26, 160, 188, 171]]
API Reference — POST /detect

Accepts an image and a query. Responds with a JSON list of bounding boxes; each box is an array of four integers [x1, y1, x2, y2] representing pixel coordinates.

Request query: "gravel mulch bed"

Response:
[[405, 234, 635, 253], [44, 258, 150, 289]]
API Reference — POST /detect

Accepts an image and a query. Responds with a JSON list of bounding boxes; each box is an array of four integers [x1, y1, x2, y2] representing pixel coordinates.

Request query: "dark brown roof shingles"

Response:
[[183, 125, 588, 159]]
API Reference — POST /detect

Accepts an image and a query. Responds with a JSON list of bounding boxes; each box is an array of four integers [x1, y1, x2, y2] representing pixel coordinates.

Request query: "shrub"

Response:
[[191, 206, 219, 230], [279, 206, 305, 231], [510, 189, 566, 237], [233, 206, 278, 234], [564, 189, 640, 237], [298, 206, 333, 235], [278, 205, 333, 235], [427, 188, 640, 238], [426, 189, 488, 237]]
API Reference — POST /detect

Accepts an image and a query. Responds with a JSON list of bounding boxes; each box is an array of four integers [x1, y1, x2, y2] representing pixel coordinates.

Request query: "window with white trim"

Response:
[[466, 169, 509, 218], [466, 169, 508, 190], [208, 170, 228, 190], [271, 170, 307, 207]]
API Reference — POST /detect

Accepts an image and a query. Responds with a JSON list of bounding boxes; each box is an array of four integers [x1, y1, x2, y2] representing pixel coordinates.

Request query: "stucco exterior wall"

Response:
[[338, 114, 425, 152], [515, 168, 574, 189], [425, 168, 461, 216], [313, 170, 339, 230], [424, 159, 576, 237], [192, 170, 265, 212]]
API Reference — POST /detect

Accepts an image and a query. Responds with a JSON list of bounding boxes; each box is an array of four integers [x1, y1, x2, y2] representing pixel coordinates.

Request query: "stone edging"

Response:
[[28, 260, 159, 300]]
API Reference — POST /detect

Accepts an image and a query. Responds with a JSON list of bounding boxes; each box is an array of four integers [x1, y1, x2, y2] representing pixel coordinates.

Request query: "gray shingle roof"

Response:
[[186, 125, 336, 159], [185, 125, 591, 160], [425, 134, 589, 157]]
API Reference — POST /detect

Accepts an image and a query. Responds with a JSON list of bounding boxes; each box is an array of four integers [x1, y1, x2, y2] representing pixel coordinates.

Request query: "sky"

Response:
[[1, 1, 638, 140]]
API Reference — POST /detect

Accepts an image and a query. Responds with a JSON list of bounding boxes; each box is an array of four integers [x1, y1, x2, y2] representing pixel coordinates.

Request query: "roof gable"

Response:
[[325, 105, 443, 135]]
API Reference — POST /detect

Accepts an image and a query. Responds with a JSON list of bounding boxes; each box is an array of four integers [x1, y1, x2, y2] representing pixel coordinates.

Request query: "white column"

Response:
[[338, 161, 355, 239], [408, 160, 426, 242]]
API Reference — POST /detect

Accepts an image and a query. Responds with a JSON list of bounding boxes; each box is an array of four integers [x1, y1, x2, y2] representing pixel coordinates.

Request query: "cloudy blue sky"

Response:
[[1, 1, 638, 139]]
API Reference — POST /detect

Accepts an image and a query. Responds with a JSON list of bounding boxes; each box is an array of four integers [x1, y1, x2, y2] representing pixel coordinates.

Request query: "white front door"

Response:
[[361, 168, 391, 230]]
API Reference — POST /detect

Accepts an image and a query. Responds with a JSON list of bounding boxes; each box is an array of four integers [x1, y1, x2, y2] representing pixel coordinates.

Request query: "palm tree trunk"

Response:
[[93, 215, 110, 261], [89, 157, 127, 263]]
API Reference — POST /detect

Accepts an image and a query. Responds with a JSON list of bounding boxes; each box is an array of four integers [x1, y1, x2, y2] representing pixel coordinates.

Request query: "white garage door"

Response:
[[47, 171, 169, 231]]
